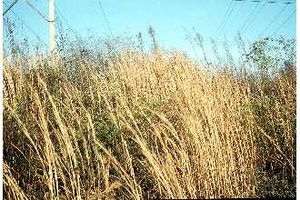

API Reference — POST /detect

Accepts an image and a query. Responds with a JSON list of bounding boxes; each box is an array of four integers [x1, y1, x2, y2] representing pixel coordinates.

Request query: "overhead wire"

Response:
[[54, 3, 80, 38], [240, 1, 261, 33], [231, 1, 244, 24], [96, 0, 114, 37], [242, 0, 268, 33], [258, 3, 289, 36], [3, 0, 18, 16], [215, 0, 235, 35], [3, 7, 49, 47], [219, 1, 237, 33], [219, 2, 236, 38], [25, 0, 51, 22], [37, 0, 79, 39], [234, 0, 294, 3], [272, 9, 295, 36]]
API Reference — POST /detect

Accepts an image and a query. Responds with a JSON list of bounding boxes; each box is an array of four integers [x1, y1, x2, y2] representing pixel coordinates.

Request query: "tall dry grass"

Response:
[[3, 49, 295, 199]]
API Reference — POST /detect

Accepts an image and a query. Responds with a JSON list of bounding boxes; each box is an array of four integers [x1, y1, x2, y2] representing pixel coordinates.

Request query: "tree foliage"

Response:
[[245, 36, 296, 72]]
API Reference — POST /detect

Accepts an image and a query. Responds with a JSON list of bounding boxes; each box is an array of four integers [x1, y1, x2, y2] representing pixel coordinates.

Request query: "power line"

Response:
[[3, 0, 19, 16], [54, 3, 69, 26], [258, 4, 289, 36], [272, 9, 295, 36], [3, 8, 48, 47], [242, 0, 268, 33], [215, 0, 234, 34], [234, 0, 294, 4], [54, 3, 79, 38], [96, 0, 113, 37], [266, 0, 294, 4], [219, 1, 237, 33], [231, 1, 244, 23], [25, 0, 51, 22], [240, 1, 261, 32]]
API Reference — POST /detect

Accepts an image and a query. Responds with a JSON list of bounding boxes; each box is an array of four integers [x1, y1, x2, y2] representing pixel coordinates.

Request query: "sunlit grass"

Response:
[[3, 48, 295, 199]]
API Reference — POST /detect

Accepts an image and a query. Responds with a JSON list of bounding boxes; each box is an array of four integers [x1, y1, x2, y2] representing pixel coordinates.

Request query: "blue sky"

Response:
[[3, 0, 296, 61]]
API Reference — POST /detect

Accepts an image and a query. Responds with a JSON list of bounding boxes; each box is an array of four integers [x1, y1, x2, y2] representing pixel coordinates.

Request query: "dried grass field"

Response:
[[3, 45, 296, 199]]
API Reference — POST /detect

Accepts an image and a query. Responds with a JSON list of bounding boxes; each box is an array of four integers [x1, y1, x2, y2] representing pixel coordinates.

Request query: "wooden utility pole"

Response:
[[49, 0, 55, 53]]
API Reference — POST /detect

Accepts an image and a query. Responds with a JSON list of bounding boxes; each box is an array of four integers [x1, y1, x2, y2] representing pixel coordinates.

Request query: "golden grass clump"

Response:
[[3, 50, 295, 199]]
